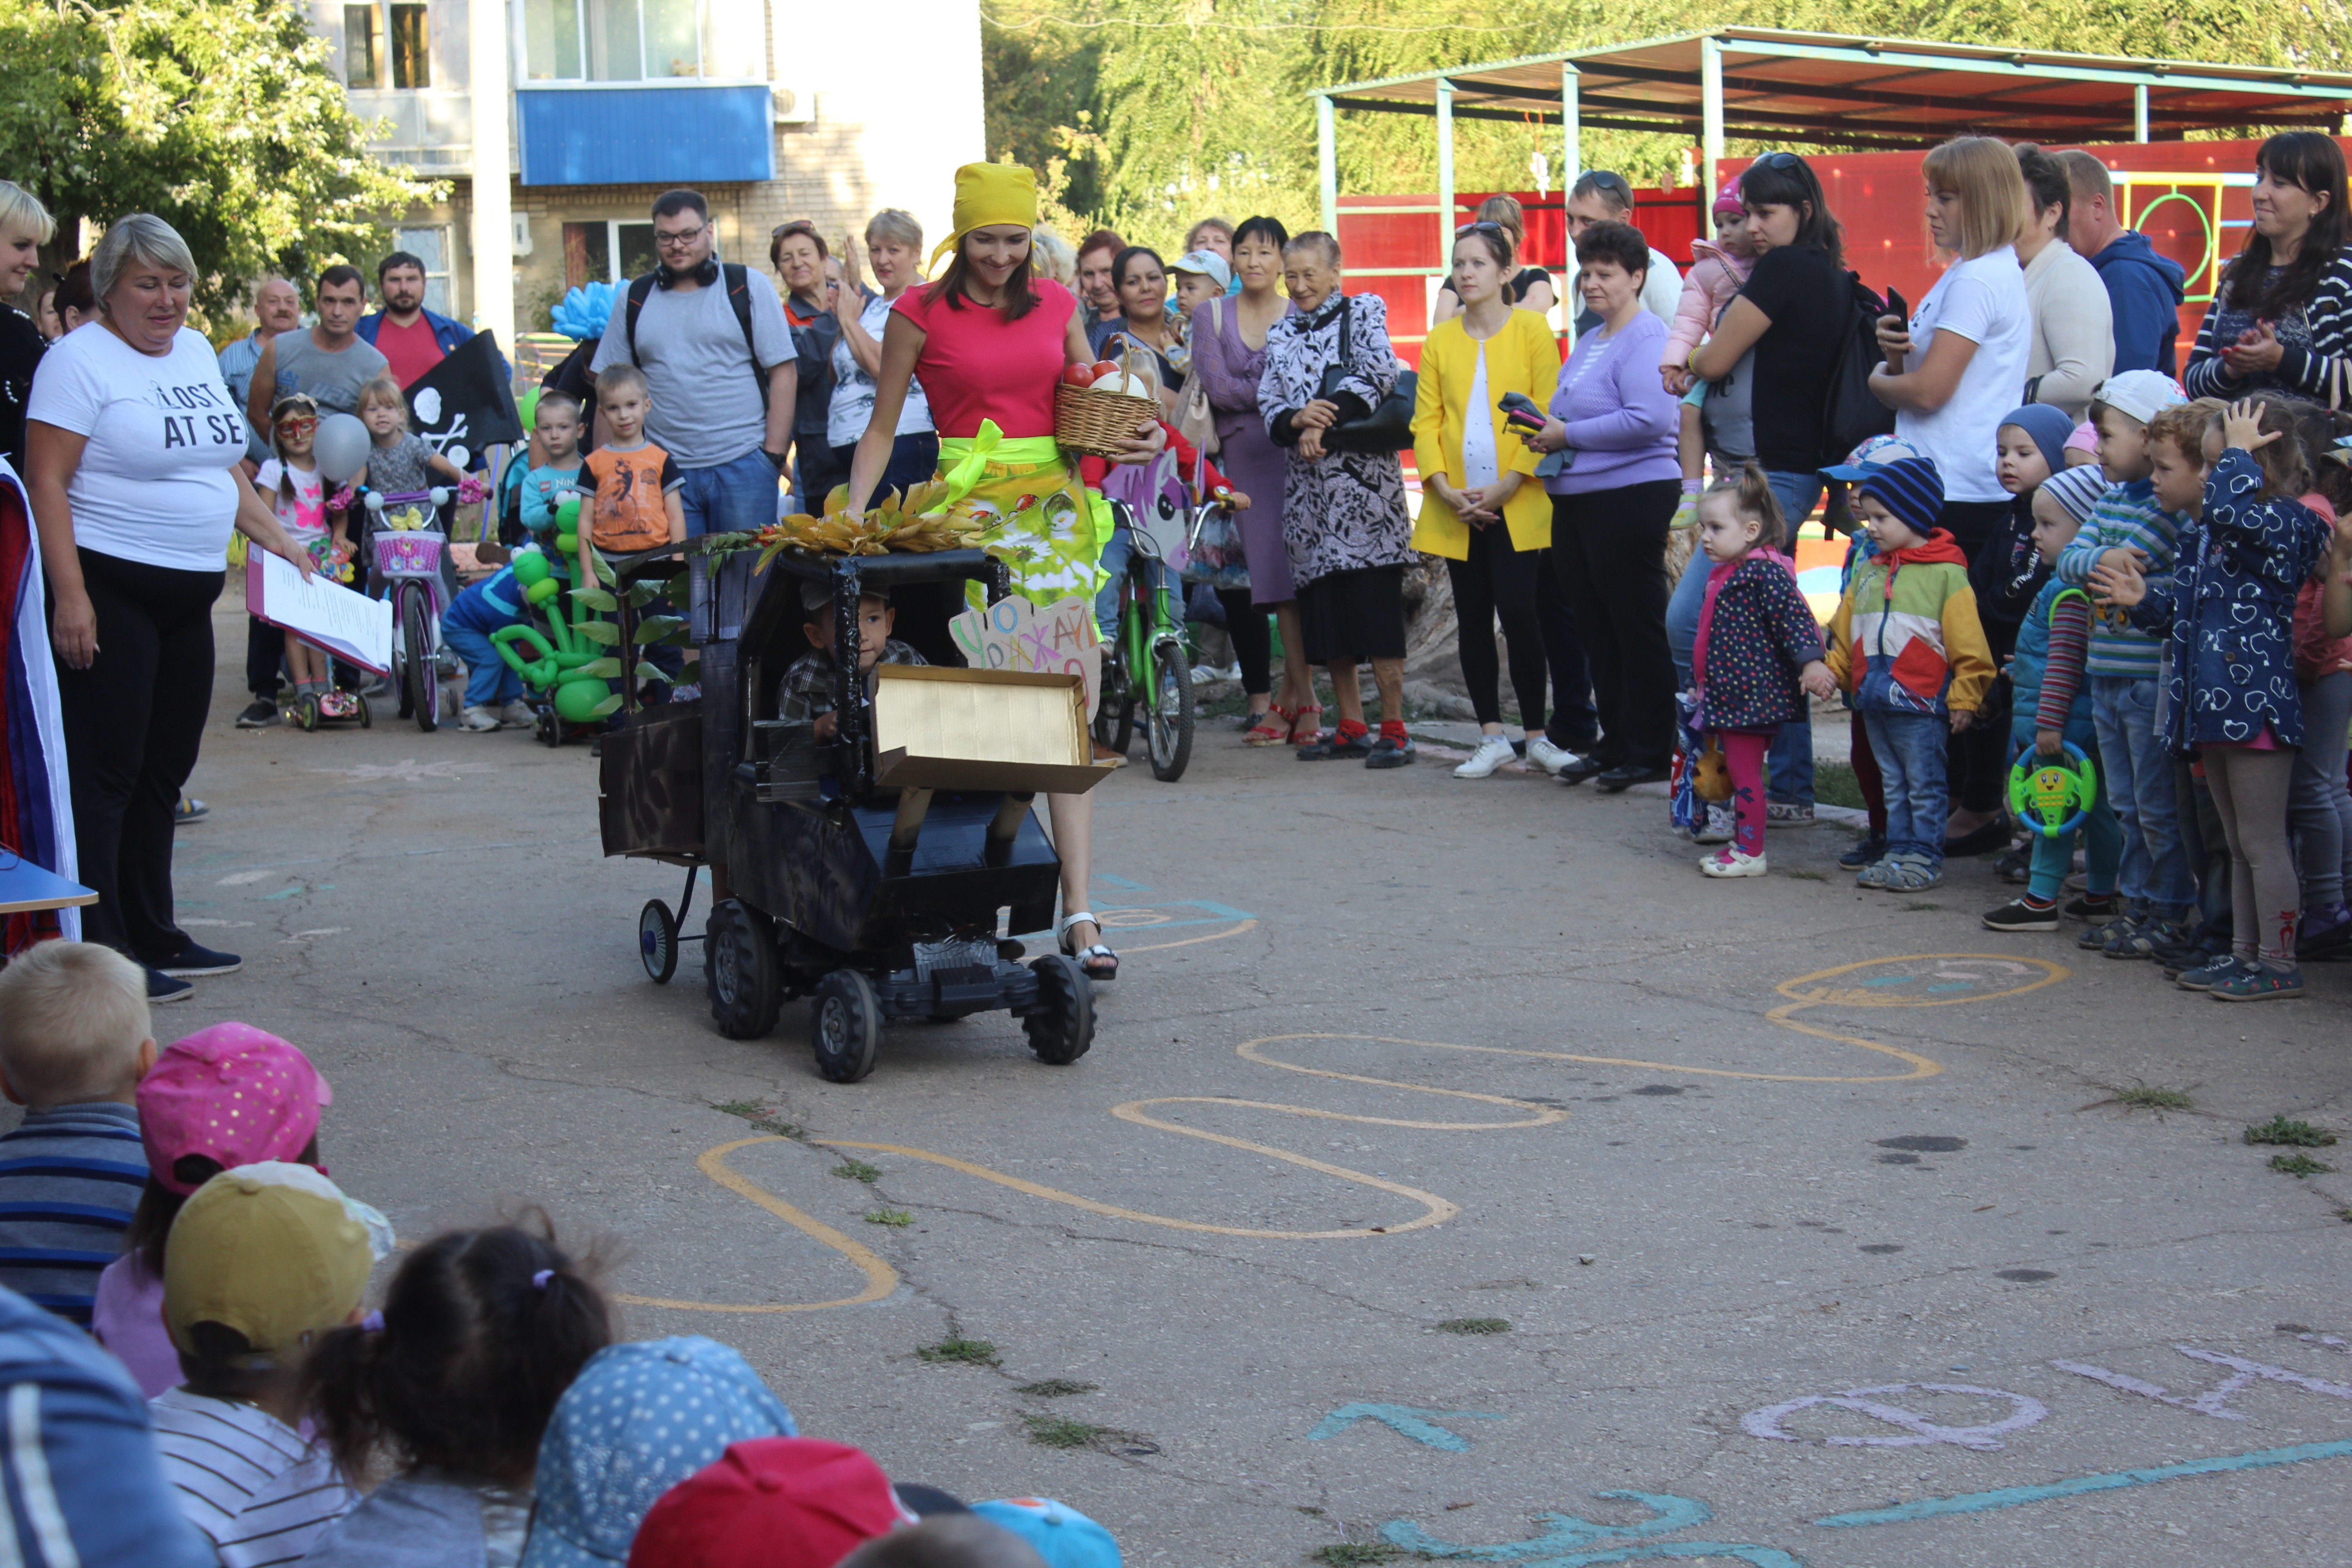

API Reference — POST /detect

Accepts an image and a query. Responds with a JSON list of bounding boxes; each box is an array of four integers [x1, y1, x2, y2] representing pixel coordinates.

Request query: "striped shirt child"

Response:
[[0, 1102, 147, 1325], [2054, 476, 2188, 679], [151, 1387, 357, 1568]]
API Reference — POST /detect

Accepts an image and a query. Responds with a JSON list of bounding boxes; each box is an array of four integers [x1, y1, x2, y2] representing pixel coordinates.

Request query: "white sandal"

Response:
[[1057, 911, 1119, 982]]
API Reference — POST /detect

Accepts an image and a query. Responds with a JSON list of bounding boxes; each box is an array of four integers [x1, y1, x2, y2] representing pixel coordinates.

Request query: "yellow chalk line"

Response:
[[621, 957, 2064, 1311]]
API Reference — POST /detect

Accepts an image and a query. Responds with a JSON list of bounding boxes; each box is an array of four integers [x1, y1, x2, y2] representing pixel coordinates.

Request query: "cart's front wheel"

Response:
[[1146, 638, 1194, 781], [639, 899, 679, 985], [1024, 954, 1094, 1065], [706, 900, 781, 1039], [534, 709, 561, 748], [810, 970, 882, 1083]]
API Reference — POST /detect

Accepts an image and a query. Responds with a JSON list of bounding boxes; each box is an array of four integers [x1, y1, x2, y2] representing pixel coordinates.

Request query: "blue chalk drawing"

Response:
[[1093, 872, 1153, 892], [1813, 1439, 2352, 1527], [1306, 1403, 1502, 1452], [1382, 1491, 1802, 1567]]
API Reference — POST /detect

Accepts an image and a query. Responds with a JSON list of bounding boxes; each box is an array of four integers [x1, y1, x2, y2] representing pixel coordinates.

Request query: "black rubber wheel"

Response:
[[1024, 954, 1094, 1065], [1145, 639, 1195, 782], [810, 970, 882, 1083], [1092, 645, 1134, 759], [357, 696, 372, 729], [296, 696, 318, 732], [535, 710, 561, 748], [705, 900, 781, 1039], [639, 899, 679, 985], [402, 588, 437, 732]]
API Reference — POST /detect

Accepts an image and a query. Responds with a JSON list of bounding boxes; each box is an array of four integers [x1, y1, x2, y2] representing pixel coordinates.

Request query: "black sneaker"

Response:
[[1297, 730, 1373, 761], [1594, 763, 1671, 793], [235, 700, 280, 729], [144, 967, 191, 1004], [1364, 736, 1416, 769], [1839, 833, 1888, 870], [156, 943, 241, 978], [1982, 897, 2060, 932], [2062, 892, 2119, 922]]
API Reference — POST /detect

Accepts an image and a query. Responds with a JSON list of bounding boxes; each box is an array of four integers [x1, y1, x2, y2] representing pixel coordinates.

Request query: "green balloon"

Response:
[[554, 680, 611, 722], [524, 578, 562, 605], [514, 551, 551, 585]]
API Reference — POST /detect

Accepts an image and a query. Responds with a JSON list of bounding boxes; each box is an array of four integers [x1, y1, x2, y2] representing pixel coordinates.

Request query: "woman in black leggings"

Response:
[[24, 215, 314, 1003]]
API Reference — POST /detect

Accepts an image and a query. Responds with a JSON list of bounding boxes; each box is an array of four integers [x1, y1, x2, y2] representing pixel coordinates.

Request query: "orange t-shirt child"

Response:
[[583, 440, 683, 557]]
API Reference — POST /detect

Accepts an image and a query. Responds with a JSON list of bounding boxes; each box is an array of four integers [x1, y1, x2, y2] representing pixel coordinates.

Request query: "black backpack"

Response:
[[622, 263, 767, 409], [1819, 270, 1896, 465]]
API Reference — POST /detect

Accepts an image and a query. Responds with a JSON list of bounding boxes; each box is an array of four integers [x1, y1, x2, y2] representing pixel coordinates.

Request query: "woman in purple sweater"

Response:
[[1525, 221, 1683, 789]]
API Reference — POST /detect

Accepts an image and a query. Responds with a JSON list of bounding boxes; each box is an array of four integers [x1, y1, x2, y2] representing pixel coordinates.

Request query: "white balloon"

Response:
[[445, 444, 470, 470], [313, 413, 371, 483]]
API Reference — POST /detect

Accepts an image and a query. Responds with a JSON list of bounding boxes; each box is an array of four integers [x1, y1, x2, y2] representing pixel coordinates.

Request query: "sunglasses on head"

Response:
[[1455, 220, 1508, 238], [1751, 151, 1803, 173]]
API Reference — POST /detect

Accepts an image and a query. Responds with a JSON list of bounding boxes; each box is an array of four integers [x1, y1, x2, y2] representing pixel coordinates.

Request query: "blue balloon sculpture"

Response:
[[549, 281, 619, 343]]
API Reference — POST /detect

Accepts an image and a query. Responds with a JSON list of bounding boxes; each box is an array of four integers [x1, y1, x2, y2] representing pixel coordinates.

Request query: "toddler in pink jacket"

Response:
[[1661, 177, 1759, 381]]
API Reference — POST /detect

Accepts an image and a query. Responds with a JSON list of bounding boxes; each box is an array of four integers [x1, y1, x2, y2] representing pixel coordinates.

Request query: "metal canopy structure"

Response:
[[1309, 27, 2352, 231]]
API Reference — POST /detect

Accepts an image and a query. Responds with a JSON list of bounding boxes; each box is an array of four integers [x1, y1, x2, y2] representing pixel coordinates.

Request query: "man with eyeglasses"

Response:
[[1563, 170, 1682, 334], [590, 188, 799, 537]]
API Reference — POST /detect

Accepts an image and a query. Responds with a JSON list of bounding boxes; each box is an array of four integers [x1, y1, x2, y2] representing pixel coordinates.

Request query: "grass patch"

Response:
[[1814, 760, 1865, 810], [2245, 1116, 2338, 1147], [2335, 1208, 2352, 1224], [1311, 1548, 1402, 1567], [866, 1208, 914, 1226], [712, 1099, 764, 1117], [833, 1160, 882, 1182], [713, 1102, 804, 1139], [2270, 1153, 2336, 1177], [750, 1117, 804, 1139], [1017, 1379, 1098, 1398], [1785, 869, 1828, 882], [1021, 1413, 1105, 1449], [1902, 902, 1941, 912], [2116, 1086, 2194, 1110], [1434, 1317, 1511, 1335], [916, 1337, 999, 1366]]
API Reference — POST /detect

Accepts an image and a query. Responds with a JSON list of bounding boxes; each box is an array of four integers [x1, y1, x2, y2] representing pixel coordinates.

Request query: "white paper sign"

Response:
[[947, 595, 1104, 716], [247, 551, 394, 674]]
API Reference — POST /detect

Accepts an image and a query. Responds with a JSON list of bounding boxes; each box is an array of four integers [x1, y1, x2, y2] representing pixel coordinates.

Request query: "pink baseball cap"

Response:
[[138, 1023, 332, 1194], [1713, 176, 1744, 217]]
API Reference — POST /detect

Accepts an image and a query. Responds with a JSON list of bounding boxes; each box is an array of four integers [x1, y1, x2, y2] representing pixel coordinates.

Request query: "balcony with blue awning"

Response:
[[515, 0, 774, 186]]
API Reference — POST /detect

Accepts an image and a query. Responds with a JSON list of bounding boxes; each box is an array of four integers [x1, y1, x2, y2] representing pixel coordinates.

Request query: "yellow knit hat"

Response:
[[928, 162, 1040, 274]]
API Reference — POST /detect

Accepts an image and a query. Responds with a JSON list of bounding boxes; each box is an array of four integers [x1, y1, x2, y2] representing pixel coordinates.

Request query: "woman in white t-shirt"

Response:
[[24, 214, 314, 1004], [827, 209, 938, 506], [1867, 139, 2035, 853]]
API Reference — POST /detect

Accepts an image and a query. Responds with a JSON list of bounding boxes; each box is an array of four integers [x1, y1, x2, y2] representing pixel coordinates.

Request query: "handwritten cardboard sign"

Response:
[[948, 595, 1103, 717]]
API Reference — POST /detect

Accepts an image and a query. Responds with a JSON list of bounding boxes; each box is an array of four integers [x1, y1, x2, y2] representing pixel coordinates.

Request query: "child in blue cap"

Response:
[[970, 1499, 1122, 1568]]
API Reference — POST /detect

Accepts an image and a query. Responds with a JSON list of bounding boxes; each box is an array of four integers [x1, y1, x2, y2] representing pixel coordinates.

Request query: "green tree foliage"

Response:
[[0, 0, 435, 317], [987, 0, 2352, 253]]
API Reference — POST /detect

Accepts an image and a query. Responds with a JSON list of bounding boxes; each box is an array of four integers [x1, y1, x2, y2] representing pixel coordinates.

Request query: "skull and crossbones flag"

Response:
[[404, 332, 524, 470]]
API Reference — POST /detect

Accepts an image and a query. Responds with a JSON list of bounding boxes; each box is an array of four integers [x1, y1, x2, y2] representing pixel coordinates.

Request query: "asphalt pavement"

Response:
[[149, 598, 2352, 1567]]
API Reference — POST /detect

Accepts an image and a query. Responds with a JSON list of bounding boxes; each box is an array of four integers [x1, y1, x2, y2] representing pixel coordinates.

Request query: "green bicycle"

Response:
[[1091, 497, 1196, 782]]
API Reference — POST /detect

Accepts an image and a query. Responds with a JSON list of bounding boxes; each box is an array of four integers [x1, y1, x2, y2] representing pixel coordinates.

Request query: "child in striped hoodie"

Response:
[[1823, 455, 1995, 892], [2054, 368, 2195, 958]]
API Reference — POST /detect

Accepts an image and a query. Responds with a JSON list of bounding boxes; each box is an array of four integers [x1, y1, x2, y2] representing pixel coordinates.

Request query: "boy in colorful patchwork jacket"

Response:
[[1823, 455, 1994, 893]]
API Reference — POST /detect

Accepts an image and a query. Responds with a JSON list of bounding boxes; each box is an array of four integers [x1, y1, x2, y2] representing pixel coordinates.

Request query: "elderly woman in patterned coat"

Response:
[[1258, 231, 1417, 768]]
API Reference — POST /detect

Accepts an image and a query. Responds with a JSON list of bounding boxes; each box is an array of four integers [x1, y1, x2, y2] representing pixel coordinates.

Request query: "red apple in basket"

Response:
[[1061, 363, 1096, 387]]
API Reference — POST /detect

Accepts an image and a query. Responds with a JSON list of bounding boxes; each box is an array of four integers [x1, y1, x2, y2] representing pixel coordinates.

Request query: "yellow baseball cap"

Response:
[[164, 1165, 372, 1357]]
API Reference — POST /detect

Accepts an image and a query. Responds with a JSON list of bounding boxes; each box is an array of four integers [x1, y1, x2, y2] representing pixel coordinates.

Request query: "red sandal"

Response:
[[1244, 703, 1290, 746], [1286, 703, 1324, 746]]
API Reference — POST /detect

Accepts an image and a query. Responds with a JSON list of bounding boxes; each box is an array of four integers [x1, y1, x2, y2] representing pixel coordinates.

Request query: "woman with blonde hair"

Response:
[[1429, 193, 1557, 326], [0, 179, 56, 475], [1030, 229, 1077, 289], [1868, 135, 2034, 856]]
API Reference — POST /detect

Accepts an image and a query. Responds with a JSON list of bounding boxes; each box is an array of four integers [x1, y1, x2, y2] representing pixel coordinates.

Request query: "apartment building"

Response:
[[327, 0, 984, 337]]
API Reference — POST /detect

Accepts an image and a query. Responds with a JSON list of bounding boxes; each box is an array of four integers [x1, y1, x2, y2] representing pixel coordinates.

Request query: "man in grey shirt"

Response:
[[589, 188, 797, 537], [244, 265, 388, 431]]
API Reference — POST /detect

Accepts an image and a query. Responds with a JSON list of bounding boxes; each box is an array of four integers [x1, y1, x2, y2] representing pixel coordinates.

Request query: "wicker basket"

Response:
[[1054, 343, 1164, 458]]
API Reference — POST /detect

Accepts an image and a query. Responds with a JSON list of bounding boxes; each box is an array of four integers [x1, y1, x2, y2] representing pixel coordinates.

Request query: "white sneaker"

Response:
[[1699, 847, 1768, 877], [498, 700, 536, 729], [1524, 735, 1573, 775], [458, 705, 501, 732], [1694, 801, 1736, 844], [1452, 734, 1516, 779]]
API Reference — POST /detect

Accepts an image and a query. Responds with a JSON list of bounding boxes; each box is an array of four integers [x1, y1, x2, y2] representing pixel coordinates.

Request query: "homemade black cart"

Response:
[[596, 543, 1111, 1082]]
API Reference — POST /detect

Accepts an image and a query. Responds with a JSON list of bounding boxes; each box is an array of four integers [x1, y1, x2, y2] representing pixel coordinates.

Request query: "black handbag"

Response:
[[1316, 296, 1416, 453]]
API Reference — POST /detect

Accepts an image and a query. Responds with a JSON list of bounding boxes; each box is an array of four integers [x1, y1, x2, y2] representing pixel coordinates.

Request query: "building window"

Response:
[[388, 3, 431, 88], [344, 3, 381, 88], [562, 220, 661, 289], [525, 0, 704, 81], [394, 226, 455, 315]]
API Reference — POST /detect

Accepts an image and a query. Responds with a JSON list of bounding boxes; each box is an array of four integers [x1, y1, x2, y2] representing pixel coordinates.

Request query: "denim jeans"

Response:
[[440, 595, 524, 709], [1092, 523, 1167, 642], [832, 432, 943, 511], [1862, 709, 1947, 863], [1667, 538, 1813, 807], [2089, 674, 2195, 917], [2288, 669, 2352, 907], [676, 448, 783, 539], [1764, 470, 1823, 539]]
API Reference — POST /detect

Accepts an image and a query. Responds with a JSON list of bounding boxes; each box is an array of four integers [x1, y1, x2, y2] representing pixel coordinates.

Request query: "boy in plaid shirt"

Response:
[[779, 580, 925, 740]]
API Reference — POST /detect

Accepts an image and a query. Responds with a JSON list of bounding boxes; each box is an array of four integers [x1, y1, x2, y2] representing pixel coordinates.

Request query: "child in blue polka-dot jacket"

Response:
[[1688, 462, 1835, 880]]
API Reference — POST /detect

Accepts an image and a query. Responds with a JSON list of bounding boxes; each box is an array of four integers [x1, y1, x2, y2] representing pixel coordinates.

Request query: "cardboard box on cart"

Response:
[[870, 664, 1117, 796]]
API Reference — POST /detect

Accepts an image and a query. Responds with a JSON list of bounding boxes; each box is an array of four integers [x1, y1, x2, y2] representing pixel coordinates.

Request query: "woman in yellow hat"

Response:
[[844, 161, 1162, 982]]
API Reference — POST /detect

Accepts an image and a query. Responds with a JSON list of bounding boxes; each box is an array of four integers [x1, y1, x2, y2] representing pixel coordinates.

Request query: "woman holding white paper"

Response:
[[24, 213, 314, 1005]]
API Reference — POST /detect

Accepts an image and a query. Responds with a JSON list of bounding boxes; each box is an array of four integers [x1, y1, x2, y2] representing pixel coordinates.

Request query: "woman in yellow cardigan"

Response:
[[1411, 221, 1566, 778]]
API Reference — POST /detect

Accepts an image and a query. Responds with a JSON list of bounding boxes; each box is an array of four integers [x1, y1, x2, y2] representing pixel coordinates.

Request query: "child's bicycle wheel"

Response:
[[1092, 640, 1135, 759], [399, 586, 438, 733], [1144, 637, 1194, 782]]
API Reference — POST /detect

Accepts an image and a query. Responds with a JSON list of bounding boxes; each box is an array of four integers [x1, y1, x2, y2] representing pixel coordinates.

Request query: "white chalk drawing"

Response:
[[2052, 1346, 2352, 1421], [1740, 1383, 2049, 1451]]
